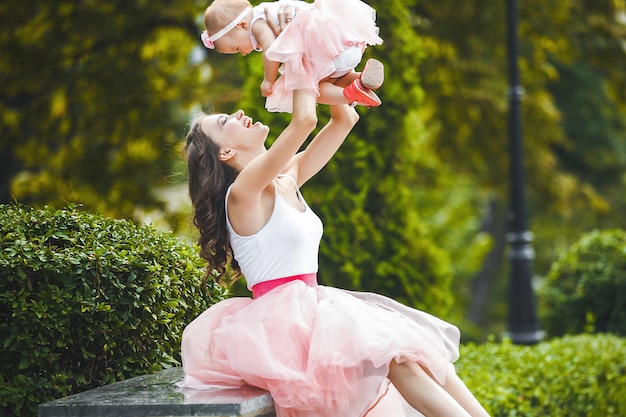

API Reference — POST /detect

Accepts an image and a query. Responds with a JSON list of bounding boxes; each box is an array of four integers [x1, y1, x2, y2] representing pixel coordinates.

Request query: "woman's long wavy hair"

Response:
[[185, 116, 240, 284]]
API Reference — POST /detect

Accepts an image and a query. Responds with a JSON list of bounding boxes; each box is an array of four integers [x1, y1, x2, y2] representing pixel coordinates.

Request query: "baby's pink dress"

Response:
[[253, 0, 383, 113]]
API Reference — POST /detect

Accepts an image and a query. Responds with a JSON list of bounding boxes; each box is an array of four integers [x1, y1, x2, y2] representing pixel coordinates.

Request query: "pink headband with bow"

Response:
[[201, 7, 251, 49]]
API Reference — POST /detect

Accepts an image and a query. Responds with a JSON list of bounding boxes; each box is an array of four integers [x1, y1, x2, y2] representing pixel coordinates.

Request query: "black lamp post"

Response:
[[505, 0, 544, 344]]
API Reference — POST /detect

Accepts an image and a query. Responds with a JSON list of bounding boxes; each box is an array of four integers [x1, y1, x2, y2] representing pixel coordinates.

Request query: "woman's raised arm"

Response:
[[233, 90, 318, 197], [289, 104, 359, 187]]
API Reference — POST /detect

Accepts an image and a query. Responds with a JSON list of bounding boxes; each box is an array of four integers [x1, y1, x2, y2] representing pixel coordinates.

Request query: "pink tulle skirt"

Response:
[[264, 0, 383, 113], [179, 280, 460, 417]]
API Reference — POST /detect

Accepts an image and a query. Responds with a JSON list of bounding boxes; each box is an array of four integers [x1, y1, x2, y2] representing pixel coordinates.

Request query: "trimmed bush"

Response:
[[457, 334, 626, 416], [0, 204, 227, 417], [538, 229, 626, 337]]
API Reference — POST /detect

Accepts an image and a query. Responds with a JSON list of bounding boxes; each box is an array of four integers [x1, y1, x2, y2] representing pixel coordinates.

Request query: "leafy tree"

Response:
[[187, 0, 626, 325], [403, 0, 626, 330], [2, 0, 626, 336], [0, 0, 205, 218], [230, 0, 464, 316], [531, 59, 626, 274], [549, 62, 626, 187]]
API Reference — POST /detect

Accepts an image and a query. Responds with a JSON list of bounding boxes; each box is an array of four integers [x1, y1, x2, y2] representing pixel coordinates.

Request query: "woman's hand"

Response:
[[265, 4, 297, 36], [260, 4, 295, 97]]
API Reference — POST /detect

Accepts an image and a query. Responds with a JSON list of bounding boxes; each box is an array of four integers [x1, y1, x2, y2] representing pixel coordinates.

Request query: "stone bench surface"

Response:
[[38, 367, 276, 417]]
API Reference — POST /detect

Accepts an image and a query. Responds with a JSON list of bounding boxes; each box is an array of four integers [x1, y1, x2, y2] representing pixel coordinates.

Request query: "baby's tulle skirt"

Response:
[[178, 279, 460, 417], [264, 0, 383, 113]]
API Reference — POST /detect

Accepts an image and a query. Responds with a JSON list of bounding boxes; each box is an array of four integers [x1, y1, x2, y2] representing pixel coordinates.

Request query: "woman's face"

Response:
[[200, 110, 269, 152]]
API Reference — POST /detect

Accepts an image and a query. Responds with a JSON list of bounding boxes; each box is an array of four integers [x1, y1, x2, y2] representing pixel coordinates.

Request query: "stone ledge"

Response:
[[38, 367, 276, 417]]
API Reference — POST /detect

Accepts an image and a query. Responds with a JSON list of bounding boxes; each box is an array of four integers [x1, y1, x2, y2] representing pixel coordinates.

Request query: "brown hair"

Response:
[[184, 117, 240, 284], [204, 0, 252, 35]]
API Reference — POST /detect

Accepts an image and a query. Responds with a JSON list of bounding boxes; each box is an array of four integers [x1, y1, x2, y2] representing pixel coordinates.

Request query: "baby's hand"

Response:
[[260, 79, 274, 97]]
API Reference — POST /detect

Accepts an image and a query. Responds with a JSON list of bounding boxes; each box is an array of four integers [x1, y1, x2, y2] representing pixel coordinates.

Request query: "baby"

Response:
[[201, 0, 385, 113]]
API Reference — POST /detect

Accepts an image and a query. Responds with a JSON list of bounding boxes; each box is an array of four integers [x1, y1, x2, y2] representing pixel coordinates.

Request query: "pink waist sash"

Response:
[[251, 273, 318, 298]]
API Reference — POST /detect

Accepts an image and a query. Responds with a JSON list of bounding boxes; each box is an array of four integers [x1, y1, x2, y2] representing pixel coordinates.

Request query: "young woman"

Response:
[[178, 90, 490, 416]]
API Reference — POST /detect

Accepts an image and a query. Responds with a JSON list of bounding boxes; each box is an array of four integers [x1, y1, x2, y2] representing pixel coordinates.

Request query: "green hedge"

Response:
[[3, 206, 625, 417], [538, 229, 626, 337], [0, 204, 227, 417], [457, 334, 626, 416]]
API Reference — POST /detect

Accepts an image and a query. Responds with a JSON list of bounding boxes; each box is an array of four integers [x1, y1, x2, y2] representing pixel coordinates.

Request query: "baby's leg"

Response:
[[317, 77, 381, 108], [318, 57, 385, 107], [317, 81, 351, 105], [326, 72, 360, 88], [327, 57, 385, 90]]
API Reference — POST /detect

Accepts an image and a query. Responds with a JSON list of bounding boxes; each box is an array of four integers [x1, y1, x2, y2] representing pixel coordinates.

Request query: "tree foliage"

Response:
[[0, 0, 204, 217], [230, 0, 478, 315], [396, 0, 626, 331], [1, 0, 626, 331]]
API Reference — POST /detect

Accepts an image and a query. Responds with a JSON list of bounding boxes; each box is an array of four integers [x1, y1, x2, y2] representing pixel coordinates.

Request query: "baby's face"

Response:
[[215, 25, 254, 56]]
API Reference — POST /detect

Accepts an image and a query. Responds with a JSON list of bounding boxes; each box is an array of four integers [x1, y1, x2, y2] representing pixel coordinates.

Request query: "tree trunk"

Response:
[[0, 148, 19, 204], [468, 198, 508, 326]]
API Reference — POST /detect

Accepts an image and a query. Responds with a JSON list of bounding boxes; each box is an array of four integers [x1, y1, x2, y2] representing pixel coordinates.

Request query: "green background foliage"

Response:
[[0, 0, 202, 217], [192, 0, 626, 331], [1, 0, 625, 347], [2, 1, 626, 415], [0, 204, 227, 417], [457, 334, 626, 416], [539, 229, 626, 337]]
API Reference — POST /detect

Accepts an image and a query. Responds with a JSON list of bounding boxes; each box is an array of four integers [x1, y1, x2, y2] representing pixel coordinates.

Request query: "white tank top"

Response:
[[225, 176, 323, 289]]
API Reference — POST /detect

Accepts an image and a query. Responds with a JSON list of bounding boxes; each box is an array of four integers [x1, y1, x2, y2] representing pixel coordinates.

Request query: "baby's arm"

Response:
[[252, 20, 281, 97]]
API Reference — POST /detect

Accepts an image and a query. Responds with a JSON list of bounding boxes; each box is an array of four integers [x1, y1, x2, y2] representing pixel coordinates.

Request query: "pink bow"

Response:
[[201, 31, 214, 49]]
